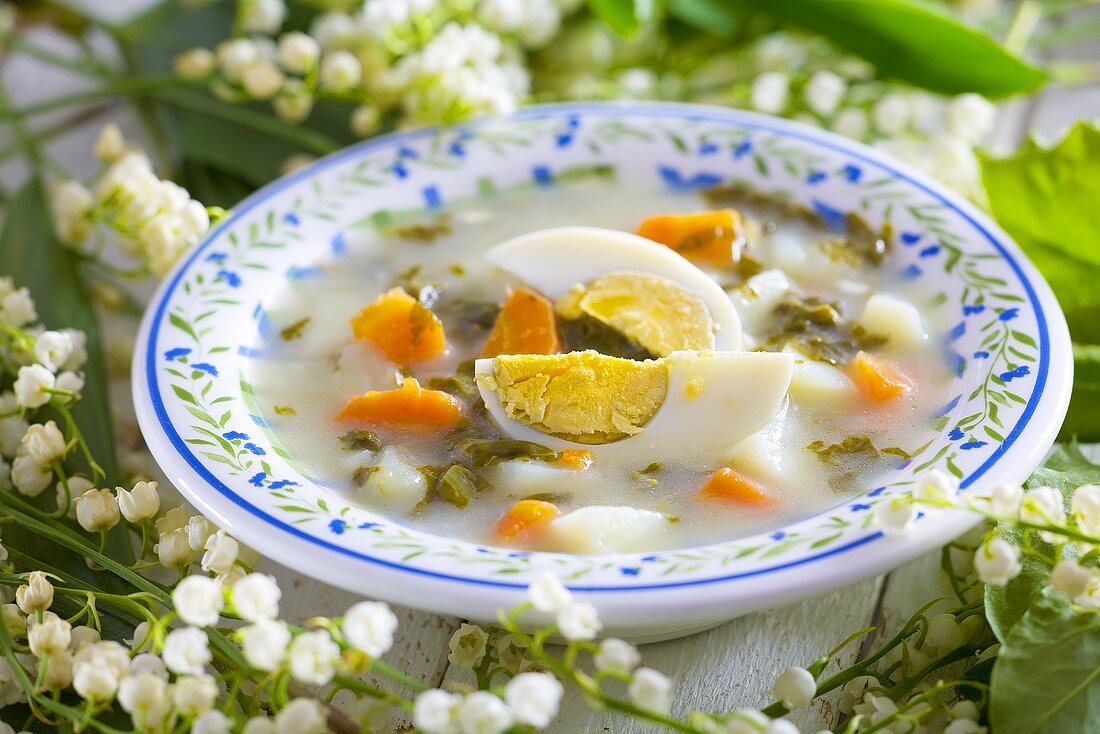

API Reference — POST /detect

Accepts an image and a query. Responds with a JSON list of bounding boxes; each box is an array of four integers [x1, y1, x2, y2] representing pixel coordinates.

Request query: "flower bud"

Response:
[[118, 480, 161, 523], [974, 537, 1022, 586], [28, 612, 71, 656], [242, 60, 285, 100], [13, 364, 54, 409], [2, 603, 27, 636], [201, 530, 239, 575], [772, 666, 816, 709], [277, 31, 320, 74], [1050, 559, 1093, 599], [187, 515, 218, 552], [69, 625, 101, 652], [174, 47, 217, 79], [20, 420, 67, 466], [11, 454, 51, 497], [93, 124, 126, 163], [16, 571, 54, 613], [156, 527, 197, 569], [319, 50, 361, 91], [33, 331, 74, 373], [39, 650, 74, 690], [74, 488, 121, 533]]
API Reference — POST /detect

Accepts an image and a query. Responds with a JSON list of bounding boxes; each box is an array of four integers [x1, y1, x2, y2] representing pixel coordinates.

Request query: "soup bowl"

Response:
[[134, 102, 1072, 641]]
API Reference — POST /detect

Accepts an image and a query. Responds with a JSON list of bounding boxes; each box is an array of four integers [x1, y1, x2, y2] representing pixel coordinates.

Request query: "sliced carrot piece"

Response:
[[350, 287, 446, 365], [493, 499, 560, 542], [555, 449, 592, 470], [699, 468, 775, 507], [637, 210, 742, 265], [480, 287, 561, 358], [851, 351, 911, 403], [335, 378, 463, 434]]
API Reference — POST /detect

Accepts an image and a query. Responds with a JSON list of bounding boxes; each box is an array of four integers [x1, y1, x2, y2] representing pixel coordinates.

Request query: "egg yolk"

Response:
[[554, 271, 715, 357], [479, 350, 669, 444]]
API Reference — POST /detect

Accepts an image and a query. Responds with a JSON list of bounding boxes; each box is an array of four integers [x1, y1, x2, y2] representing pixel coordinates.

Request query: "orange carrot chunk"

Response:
[[699, 468, 775, 507], [851, 351, 911, 403], [637, 210, 742, 265], [480, 287, 561, 358], [350, 287, 446, 365], [555, 449, 592, 470], [335, 378, 463, 434], [493, 499, 560, 542]]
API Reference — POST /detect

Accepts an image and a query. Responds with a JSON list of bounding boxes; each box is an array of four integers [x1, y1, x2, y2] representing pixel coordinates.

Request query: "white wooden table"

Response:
[[3, 4, 1095, 731]]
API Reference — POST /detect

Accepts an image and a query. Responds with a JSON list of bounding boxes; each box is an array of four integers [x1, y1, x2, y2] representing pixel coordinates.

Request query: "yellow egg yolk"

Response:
[[479, 350, 669, 444], [554, 271, 715, 357]]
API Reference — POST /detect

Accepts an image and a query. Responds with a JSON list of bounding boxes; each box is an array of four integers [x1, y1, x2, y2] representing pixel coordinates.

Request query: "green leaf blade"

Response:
[[739, 0, 1045, 97]]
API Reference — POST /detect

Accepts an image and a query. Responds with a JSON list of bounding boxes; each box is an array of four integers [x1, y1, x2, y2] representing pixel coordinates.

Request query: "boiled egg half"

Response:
[[474, 349, 794, 466], [485, 226, 742, 355]]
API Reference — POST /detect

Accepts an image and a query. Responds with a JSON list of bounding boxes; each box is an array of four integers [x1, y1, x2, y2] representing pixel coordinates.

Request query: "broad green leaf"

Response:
[[588, 0, 655, 35], [1024, 441, 1100, 494], [991, 589, 1100, 733], [985, 444, 1099, 641], [0, 180, 117, 481], [981, 123, 1100, 441], [733, 0, 1045, 97], [981, 123, 1100, 316]]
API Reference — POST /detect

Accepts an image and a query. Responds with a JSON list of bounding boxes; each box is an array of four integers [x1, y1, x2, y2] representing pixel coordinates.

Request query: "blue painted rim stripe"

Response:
[[145, 102, 1057, 592]]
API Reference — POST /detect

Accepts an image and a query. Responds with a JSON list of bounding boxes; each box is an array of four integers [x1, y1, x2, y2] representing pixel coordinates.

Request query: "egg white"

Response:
[[484, 226, 743, 351], [474, 350, 794, 467]]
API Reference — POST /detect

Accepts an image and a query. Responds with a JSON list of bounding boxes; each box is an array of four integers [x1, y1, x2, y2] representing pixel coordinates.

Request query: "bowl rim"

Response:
[[133, 100, 1073, 602]]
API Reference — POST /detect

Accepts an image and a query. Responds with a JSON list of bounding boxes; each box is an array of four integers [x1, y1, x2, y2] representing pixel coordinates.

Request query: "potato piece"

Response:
[[482, 459, 601, 500], [736, 269, 791, 333], [857, 293, 928, 351], [789, 359, 858, 409], [545, 506, 667, 553], [351, 448, 426, 513]]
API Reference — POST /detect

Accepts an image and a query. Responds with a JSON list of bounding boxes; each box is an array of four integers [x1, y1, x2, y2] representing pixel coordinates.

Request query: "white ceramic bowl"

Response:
[[134, 102, 1072, 641]]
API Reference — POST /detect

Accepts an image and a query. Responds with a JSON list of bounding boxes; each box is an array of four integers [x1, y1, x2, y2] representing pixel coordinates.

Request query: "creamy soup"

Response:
[[248, 178, 954, 553]]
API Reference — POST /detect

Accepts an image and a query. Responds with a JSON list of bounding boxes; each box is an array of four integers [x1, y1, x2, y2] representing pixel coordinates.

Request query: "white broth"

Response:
[[248, 178, 955, 553]]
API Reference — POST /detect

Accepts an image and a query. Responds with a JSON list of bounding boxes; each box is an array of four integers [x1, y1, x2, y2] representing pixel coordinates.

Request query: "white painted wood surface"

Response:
[[2, 4, 1095, 731]]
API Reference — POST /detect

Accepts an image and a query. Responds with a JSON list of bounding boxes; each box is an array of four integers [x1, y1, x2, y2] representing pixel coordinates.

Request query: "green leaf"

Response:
[[734, 0, 1045, 97], [990, 589, 1100, 733], [588, 0, 655, 35], [0, 180, 117, 481], [668, 0, 740, 35], [981, 123, 1100, 317], [981, 123, 1100, 440], [1024, 441, 1100, 494]]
